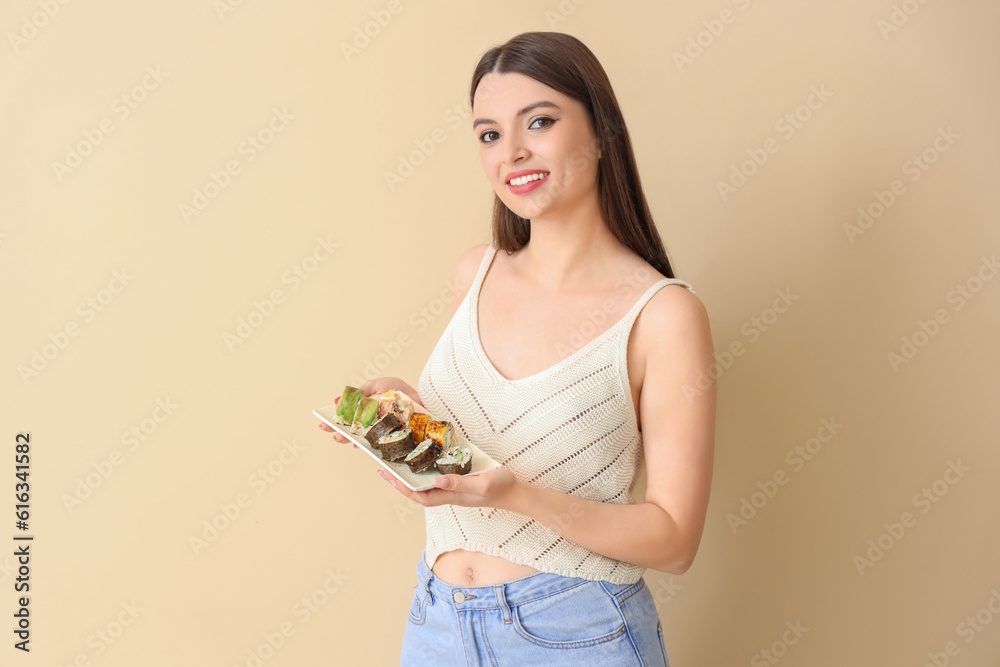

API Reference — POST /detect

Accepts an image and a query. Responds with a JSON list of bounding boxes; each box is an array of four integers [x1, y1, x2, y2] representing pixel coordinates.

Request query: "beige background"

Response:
[[2, 0, 998, 665]]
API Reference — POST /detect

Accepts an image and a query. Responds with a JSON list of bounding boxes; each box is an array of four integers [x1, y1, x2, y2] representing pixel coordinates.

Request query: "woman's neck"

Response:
[[515, 195, 625, 291]]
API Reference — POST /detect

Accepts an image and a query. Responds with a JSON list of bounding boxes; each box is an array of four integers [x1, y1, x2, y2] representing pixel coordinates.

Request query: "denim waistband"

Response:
[[415, 550, 643, 613]]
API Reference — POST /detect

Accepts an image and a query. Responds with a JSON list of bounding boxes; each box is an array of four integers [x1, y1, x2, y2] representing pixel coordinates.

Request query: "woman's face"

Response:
[[472, 72, 601, 221]]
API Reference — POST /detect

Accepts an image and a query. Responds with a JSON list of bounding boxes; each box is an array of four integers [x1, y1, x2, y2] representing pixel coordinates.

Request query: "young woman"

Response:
[[321, 31, 715, 666]]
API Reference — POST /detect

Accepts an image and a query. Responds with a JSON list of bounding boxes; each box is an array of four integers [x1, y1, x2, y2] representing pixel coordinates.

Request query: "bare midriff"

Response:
[[432, 548, 540, 587]]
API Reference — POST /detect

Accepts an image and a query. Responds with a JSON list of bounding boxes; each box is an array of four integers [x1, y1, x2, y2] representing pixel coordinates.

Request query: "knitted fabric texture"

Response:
[[417, 244, 696, 585]]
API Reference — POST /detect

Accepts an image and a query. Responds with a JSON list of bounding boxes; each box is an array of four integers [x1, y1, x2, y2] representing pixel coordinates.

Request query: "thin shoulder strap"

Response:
[[619, 277, 696, 331], [467, 243, 498, 303]]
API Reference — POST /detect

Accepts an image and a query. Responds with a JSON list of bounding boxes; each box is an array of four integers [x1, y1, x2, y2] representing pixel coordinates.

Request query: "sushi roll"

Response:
[[377, 391, 414, 427], [351, 396, 380, 433], [378, 428, 417, 462], [335, 385, 364, 424], [364, 413, 401, 448], [424, 420, 455, 450], [404, 438, 442, 473], [435, 447, 472, 475], [408, 412, 430, 443]]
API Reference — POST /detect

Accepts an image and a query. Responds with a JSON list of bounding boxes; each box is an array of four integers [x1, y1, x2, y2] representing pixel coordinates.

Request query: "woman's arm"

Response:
[[505, 286, 716, 574]]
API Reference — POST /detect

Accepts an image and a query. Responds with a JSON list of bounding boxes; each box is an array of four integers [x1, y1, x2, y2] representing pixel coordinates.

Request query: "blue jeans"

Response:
[[401, 551, 670, 666]]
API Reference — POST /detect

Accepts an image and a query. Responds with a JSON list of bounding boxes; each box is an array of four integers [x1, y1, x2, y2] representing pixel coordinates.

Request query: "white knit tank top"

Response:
[[417, 244, 696, 585]]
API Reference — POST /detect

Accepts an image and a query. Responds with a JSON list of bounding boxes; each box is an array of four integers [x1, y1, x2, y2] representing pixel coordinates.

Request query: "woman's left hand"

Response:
[[378, 467, 520, 509]]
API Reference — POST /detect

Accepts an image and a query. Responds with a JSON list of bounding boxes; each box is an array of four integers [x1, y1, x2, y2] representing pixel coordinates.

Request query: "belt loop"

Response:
[[495, 584, 512, 624], [424, 571, 435, 606]]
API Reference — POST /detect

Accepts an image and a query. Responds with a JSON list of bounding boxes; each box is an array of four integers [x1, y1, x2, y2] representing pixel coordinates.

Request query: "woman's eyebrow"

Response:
[[472, 101, 560, 130]]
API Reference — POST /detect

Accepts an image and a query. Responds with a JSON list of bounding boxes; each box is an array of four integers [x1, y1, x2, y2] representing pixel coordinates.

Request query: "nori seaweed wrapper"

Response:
[[404, 438, 441, 473], [378, 428, 416, 462], [435, 447, 472, 475], [364, 413, 401, 448]]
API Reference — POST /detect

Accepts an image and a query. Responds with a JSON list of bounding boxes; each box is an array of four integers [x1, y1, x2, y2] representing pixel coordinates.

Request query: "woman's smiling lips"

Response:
[[505, 169, 549, 195]]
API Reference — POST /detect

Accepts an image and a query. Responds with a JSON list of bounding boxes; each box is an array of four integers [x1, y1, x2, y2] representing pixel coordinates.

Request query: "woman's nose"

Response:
[[503, 134, 529, 164]]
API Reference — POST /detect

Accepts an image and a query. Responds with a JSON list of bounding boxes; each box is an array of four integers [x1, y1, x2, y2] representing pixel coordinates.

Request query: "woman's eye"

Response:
[[479, 118, 555, 144]]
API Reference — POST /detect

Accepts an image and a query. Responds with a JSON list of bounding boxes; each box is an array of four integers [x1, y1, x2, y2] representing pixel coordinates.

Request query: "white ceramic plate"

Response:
[[313, 404, 500, 491]]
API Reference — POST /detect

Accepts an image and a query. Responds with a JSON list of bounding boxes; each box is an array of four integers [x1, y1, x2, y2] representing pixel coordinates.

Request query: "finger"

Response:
[[320, 426, 357, 447], [333, 434, 356, 447], [320, 424, 348, 442], [433, 474, 461, 490]]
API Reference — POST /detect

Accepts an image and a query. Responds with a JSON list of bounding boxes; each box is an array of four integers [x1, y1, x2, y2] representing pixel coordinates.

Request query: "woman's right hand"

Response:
[[318, 377, 422, 446]]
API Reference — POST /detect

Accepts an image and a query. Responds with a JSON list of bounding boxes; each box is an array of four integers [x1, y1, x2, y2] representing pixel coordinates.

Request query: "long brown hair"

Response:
[[470, 31, 677, 279]]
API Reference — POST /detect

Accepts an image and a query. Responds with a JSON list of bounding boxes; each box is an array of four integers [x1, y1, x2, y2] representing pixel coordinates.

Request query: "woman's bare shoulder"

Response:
[[633, 280, 711, 360], [639, 279, 708, 332]]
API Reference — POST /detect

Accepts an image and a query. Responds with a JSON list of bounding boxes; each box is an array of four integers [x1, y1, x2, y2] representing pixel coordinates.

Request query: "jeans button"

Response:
[[453, 591, 466, 603]]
